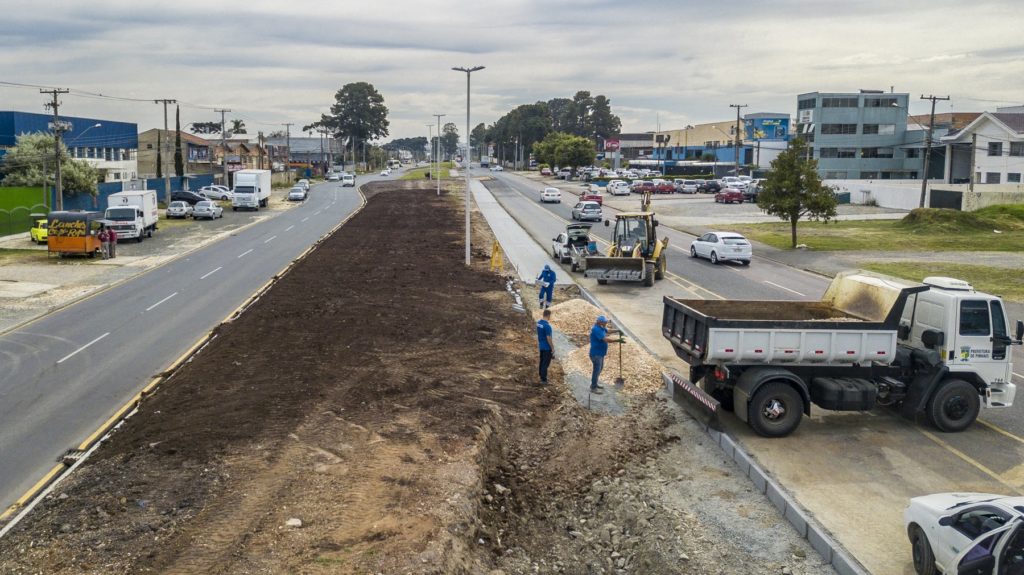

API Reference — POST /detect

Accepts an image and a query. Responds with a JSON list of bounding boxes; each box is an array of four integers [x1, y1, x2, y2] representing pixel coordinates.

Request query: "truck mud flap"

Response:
[[583, 257, 645, 282], [665, 370, 721, 431]]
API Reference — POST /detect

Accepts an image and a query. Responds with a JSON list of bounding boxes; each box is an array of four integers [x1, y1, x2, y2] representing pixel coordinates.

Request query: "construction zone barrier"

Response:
[[664, 370, 721, 432]]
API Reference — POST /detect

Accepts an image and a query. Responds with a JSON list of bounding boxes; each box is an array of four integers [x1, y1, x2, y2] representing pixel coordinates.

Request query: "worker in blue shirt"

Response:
[[537, 264, 556, 309], [589, 315, 620, 394], [536, 309, 554, 385]]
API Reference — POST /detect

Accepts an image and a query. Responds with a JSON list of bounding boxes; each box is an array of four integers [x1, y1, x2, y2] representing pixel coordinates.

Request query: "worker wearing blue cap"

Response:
[[589, 315, 619, 393], [537, 264, 556, 309]]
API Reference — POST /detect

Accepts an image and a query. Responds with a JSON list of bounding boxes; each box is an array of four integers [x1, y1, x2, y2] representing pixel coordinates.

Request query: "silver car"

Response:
[[166, 201, 193, 219], [571, 201, 602, 222], [287, 186, 307, 201], [192, 200, 223, 220]]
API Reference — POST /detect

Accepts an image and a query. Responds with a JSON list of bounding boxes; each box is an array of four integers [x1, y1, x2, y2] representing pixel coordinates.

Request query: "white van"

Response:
[[341, 174, 355, 187]]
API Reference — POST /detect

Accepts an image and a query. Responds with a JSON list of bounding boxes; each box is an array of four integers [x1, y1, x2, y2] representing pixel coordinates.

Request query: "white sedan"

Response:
[[380, 169, 391, 176], [690, 232, 752, 265], [490, 165, 504, 172], [198, 185, 232, 200], [539, 187, 562, 203], [905, 492, 1024, 575]]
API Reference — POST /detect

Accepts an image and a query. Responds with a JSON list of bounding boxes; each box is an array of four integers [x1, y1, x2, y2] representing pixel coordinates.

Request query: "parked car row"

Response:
[[167, 200, 224, 219]]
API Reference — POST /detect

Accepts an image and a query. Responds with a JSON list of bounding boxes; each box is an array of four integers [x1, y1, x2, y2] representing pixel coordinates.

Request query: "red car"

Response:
[[655, 182, 675, 194], [582, 191, 603, 205], [714, 189, 745, 204], [638, 181, 656, 194]]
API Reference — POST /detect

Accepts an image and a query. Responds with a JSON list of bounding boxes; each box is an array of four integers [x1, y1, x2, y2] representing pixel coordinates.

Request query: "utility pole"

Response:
[[216, 109, 231, 188], [730, 104, 748, 176], [968, 133, 977, 194], [433, 113, 445, 197], [919, 94, 949, 208], [154, 99, 177, 206], [257, 131, 264, 170], [282, 123, 293, 183], [41, 89, 70, 210]]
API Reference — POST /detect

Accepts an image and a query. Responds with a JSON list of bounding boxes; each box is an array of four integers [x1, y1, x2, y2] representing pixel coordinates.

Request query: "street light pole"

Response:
[[453, 65, 484, 266], [433, 113, 446, 196], [729, 104, 748, 176], [426, 124, 433, 179]]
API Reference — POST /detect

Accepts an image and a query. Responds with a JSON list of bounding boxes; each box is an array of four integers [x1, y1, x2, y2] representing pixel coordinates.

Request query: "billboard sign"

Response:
[[604, 138, 621, 152]]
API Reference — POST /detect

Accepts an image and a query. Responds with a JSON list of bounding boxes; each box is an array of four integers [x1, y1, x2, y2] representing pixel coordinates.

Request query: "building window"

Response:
[[1008, 173, 1021, 183], [146, 143, 153, 149], [861, 147, 894, 158], [986, 172, 1001, 184], [821, 124, 857, 135], [824, 171, 848, 179], [819, 147, 838, 158], [864, 97, 899, 108], [838, 148, 857, 158], [905, 148, 920, 159], [1011, 142, 1024, 157], [860, 171, 879, 179], [988, 142, 1003, 156], [862, 124, 896, 135], [822, 97, 858, 108], [798, 98, 817, 110]]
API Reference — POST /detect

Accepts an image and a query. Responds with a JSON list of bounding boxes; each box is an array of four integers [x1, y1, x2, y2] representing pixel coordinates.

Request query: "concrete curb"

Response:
[[0, 189, 368, 533], [661, 375, 868, 575]]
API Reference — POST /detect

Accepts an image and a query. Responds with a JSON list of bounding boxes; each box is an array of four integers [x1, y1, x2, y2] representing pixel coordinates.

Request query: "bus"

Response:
[[387, 159, 401, 170]]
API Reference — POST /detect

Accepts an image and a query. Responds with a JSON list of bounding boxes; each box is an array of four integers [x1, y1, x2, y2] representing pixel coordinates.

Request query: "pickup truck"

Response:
[[552, 223, 593, 265], [663, 271, 1022, 437]]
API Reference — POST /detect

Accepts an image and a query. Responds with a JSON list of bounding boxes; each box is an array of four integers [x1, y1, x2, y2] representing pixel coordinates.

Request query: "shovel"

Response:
[[614, 336, 626, 388]]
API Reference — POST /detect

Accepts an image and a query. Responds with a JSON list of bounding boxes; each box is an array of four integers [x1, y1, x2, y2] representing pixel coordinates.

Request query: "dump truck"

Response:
[[662, 271, 1022, 437], [582, 211, 668, 286]]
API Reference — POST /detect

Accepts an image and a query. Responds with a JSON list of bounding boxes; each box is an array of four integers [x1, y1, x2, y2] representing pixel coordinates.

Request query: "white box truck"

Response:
[[663, 271, 1022, 437], [231, 169, 272, 211], [105, 189, 159, 242]]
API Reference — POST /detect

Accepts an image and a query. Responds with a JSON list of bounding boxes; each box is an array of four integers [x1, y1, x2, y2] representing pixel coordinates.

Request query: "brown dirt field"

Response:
[[0, 181, 832, 575]]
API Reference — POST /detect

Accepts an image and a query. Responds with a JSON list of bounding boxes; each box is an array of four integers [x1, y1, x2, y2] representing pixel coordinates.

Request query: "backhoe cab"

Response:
[[583, 211, 668, 286]]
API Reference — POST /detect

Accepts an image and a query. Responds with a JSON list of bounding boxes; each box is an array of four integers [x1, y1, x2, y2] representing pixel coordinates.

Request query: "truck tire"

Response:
[[597, 278, 608, 285], [643, 263, 655, 287], [703, 380, 734, 411], [927, 379, 980, 432], [748, 382, 804, 437], [909, 524, 937, 575], [655, 255, 666, 280]]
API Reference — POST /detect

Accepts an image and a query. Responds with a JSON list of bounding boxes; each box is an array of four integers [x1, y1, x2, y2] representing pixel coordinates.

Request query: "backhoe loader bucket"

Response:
[[583, 256, 646, 282]]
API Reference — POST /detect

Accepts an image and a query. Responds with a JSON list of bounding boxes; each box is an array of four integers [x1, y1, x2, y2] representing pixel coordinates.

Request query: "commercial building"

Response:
[[941, 110, 1024, 185], [648, 113, 790, 174], [794, 90, 941, 180], [0, 111, 138, 182], [267, 136, 342, 172], [137, 129, 214, 178]]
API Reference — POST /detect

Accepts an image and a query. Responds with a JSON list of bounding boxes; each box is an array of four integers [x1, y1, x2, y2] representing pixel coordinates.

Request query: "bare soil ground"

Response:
[[0, 181, 831, 574]]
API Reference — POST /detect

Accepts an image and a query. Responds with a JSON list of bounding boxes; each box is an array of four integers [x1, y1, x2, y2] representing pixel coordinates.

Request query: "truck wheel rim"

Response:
[[944, 395, 969, 420], [764, 399, 786, 420]]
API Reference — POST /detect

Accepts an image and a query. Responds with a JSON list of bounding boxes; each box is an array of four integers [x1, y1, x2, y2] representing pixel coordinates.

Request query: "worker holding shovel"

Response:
[[589, 315, 620, 394]]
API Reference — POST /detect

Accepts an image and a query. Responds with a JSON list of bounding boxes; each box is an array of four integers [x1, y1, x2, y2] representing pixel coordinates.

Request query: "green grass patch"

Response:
[[0, 248, 49, 266], [860, 262, 1024, 303], [730, 206, 1024, 252], [401, 164, 451, 180]]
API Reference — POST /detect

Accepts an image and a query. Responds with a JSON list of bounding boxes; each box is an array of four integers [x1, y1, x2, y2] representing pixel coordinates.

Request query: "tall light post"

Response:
[[433, 113, 446, 197], [426, 124, 433, 179], [452, 66, 484, 266]]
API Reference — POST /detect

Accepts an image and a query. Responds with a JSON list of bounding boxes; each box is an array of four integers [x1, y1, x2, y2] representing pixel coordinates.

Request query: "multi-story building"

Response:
[[0, 111, 137, 182], [795, 90, 939, 180], [649, 113, 789, 174], [137, 129, 213, 178], [941, 110, 1024, 184]]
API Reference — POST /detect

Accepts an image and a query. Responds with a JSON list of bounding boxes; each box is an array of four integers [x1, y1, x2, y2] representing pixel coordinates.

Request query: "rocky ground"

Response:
[[0, 182, 832, 574]]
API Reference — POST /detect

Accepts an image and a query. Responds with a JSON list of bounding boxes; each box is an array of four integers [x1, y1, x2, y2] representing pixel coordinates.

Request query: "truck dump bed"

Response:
[[662, 272, 929, 366]]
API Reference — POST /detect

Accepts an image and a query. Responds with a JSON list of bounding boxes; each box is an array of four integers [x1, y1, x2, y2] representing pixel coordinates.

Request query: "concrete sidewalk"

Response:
[[471, 178, 569, 285]]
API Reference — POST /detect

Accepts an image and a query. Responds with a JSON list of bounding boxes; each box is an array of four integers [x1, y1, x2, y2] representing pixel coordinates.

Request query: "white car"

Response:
[[198, 185, 232, 200], [380, 169, 391, 176], [608, 182, 631, 196], [690, 232, 752, 265], [678, 180, 699, 194], [192, 200, 224, 220], [341, 174, 355, 187], [287, 186, 307, 201], [166, 201, 193, 219], [297, 179, 310, 191], [722, 176, 748, 190], [905, 492, 1024, 575], [571, 201, 602, 222], [552, 223, 593, 264], [327, 172, 340, 181], [539, 187, 562, 203], [490, 165, 504, 172]]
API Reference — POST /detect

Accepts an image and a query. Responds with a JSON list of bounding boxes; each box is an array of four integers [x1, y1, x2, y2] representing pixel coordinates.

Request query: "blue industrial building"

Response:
[[0, 111, 138, 180]]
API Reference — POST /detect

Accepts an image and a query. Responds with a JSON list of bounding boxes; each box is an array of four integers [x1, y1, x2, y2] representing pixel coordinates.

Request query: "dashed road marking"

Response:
[[200, 267, 222, 280], [764, 281, 806, 297], [301, 217, 309, 222], [57, 332, 110, 364], [285, 225, 294, 232], [264, 235, 277, 244], [145, 292, 178, 312], [238, 249, 253, 259]]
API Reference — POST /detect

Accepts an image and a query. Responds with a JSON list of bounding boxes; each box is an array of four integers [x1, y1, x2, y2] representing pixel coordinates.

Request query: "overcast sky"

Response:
[[1, 0, 1022, 141]]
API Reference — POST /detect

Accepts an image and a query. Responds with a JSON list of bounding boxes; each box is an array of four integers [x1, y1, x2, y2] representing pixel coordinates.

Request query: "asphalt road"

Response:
[[0, 176, 377, 514], [485, 170, 1024, 433]]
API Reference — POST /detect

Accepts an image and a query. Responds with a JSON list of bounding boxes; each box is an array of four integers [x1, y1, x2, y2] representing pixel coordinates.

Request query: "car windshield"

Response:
[[235, 186, 255, 194], [36, 221, 48, 229], [106, 207, 136, 221], [723, 237, 749, 245], [170, 202, 186, 208]]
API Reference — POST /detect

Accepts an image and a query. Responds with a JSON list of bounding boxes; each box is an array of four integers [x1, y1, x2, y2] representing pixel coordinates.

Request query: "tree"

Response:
[[0, 132, 98, 195], [268, 130, 287, 139], [532, 132, 594, 170], [320, 82, 389, 158], [590, 95, 621, 139], [568, 91, 595, 136], [470, 123, 487, 150], [189, 121, 221, 135], [231, 119, 246, 134], [440, 122, 459, 160], [174, 105, 184, 177], [757, 138, 837, 248]]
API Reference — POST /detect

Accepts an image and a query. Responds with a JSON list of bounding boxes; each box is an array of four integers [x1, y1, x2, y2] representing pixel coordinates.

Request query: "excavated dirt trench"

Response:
[[0, 182, 832, 575]]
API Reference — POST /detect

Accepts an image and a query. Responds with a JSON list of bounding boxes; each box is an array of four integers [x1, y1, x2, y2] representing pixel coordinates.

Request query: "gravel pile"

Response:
[[564, 339, 665, 395], [535, 298, 604, 338]]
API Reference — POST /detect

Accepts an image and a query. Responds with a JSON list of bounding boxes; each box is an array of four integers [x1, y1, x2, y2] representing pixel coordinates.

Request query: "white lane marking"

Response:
[[145, 291, 179, 312], [314, 210, 322, 216], [301, 217, 309, 222], [264, 235, 277, 244], [285, 225, 295, 232], [764, 281, 806, 297], [57, 332, 110, 364], [200, 266, 222, 280], [1014, 372, 1024, 381], [238, 249, 253, 259]]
